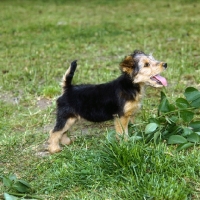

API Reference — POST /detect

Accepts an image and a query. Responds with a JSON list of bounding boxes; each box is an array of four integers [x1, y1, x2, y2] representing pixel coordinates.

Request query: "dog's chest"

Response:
[[123, 86, 144, 116]]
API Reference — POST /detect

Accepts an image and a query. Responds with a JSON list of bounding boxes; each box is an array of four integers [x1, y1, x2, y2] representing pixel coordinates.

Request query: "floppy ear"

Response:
[[120, 56, 134, 74], [120, 56, 139, 77]]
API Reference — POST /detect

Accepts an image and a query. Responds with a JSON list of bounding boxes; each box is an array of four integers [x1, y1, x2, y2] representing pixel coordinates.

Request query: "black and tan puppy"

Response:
[[48, 50, 167, 153]]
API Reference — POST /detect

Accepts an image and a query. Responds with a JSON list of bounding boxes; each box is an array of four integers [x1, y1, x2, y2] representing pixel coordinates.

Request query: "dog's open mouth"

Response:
[[150, 74, 167, 86]]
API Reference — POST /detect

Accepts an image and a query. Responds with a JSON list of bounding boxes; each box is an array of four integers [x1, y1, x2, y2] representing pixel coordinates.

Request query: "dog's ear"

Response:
[[120, 55, 139, 77], [120, 56, 134, 74]]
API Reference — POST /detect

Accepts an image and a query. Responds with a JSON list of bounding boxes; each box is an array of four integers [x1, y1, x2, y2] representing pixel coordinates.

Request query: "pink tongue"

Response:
[[154, 75, 168, 86]]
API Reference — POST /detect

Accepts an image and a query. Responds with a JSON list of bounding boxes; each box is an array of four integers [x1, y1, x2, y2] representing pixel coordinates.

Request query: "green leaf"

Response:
[[191, 97, 200, 108], [145, 132, 155, 143], [169, 115, 179, 123], [18, 179, 31, 188], [3, 177, 12, 188], [168, 103, 176, 111], [184, 87, 199, 101], [158, 92, 170, 113], [148, 117, 160, 124], [168, 135, 187, 144], [176, 142, 194, 151], [4, 193, 19, 200], [167, 125, 181, 135], [180, 110, 194, 122], [182, 127, 193, 136], [13, 181, 30, 193], [184, 87, 200, 108], [9, 174, 17, 182], [145, 123, 158, 134], [154, 131, 161, 144], [189, 121, 200, 132], [129, 135, 142, 142], [196, 132, 200, 136], [162, 130, 170, 136], [175, 98, 190, 109], [187, 132, 200, 143]]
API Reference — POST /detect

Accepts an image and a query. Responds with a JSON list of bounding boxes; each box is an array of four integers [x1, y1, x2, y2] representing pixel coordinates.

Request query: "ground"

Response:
[[0, 0, 200, 199]]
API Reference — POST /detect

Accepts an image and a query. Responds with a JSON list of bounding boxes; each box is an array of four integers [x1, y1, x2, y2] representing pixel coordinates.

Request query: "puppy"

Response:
[[48, 50, 167, 153]]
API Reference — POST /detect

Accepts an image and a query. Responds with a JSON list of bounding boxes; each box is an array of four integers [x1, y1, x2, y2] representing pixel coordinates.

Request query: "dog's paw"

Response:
[[60, 134, 71, 145], [48, 144, 62, 154]]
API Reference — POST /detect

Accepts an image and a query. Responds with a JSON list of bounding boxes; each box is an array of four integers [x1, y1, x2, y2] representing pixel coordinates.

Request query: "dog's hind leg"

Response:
[[60, 133, 72, 146], [48, 117, 77, 154]]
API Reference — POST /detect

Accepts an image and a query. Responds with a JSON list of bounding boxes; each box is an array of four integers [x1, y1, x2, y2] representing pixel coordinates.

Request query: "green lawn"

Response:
[[0, 0, 200, 199]]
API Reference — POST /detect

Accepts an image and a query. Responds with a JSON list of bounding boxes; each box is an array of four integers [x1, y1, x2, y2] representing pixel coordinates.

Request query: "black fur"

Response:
[[53, 61, 141, 131], [48, 50, 168, 154]]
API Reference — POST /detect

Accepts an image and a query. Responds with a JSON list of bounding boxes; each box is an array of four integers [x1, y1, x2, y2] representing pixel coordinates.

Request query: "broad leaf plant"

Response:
[[145, 87, 200, 151]]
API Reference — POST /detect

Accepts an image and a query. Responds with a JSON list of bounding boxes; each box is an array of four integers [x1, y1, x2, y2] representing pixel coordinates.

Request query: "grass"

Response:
[[0, 0, 200, 199]]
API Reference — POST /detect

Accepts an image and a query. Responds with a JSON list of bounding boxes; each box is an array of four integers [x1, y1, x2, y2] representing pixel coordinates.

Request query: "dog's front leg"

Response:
[[114, 116, 130, 139]]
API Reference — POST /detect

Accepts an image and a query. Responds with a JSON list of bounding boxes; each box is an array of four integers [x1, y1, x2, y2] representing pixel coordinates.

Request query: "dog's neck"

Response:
[[118, 74, 144, 101]]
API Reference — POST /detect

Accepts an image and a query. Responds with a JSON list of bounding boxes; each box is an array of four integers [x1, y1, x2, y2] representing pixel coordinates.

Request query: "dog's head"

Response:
[[120, 50, 167, 87]]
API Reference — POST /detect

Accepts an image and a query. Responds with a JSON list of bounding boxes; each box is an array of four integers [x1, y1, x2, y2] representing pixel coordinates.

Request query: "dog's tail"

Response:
[[62, 60, 77, 90]]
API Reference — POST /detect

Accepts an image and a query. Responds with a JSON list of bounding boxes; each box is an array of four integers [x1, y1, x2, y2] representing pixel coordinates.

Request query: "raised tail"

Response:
[[62, 60, 77, 90]]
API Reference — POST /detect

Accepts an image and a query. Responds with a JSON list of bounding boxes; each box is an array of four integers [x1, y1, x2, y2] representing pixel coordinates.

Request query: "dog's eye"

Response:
[[144, 62, 150, 67]]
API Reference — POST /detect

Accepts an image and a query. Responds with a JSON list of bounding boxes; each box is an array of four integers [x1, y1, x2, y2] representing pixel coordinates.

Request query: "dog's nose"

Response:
[[162, 63, 167, 69]]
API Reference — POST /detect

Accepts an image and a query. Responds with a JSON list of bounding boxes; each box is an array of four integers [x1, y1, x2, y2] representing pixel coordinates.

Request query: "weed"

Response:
[[143, 87, 200, 150]]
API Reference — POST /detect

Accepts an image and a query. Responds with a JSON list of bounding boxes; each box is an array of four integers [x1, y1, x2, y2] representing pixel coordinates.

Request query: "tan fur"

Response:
[[48, 51, 167, 154], [120, 56, 134, 75], [134, 56, 166, 87], [114, 116, 130, 136], [48, 117, 77, 154], [60, 134, 71, 145], [114, 84, 144, 136], [61, 66, 71, 92]]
